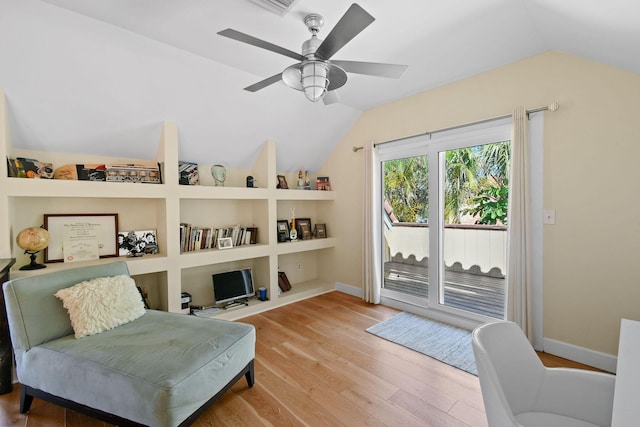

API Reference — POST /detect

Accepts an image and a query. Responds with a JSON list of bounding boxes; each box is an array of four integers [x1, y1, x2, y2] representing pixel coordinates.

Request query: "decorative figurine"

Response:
[[289, 208, 298, 241], [297, 169, 305, 189], [304, 170, 311, 190], [211, 164, 226, 186]]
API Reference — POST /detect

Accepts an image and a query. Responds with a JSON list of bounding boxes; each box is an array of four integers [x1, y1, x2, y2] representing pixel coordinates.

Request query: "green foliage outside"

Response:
[[383, 141, 510, 225], [383, 156, 429, 222]]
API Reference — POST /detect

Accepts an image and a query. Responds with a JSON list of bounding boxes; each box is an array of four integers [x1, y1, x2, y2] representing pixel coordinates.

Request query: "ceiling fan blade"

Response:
[[244, 73, 283, 92], [218, 28, 305, 61], [323, 90, 340, 105], [314, 4, 375, 60], [331, 60, 408, 79]]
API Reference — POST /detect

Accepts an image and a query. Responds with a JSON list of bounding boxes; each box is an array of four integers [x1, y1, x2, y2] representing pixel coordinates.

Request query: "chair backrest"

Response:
[[472, 321, 546, 427], [3, 261, 130, 358]]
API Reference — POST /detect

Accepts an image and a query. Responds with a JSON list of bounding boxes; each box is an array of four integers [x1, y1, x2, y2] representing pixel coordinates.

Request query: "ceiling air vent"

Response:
[[248, 0, 300, 16]]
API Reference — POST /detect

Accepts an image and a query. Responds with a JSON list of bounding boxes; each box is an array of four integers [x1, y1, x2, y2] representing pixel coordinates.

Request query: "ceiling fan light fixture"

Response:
[[301, 60, 329, 102], [221, 4, 406, 104]]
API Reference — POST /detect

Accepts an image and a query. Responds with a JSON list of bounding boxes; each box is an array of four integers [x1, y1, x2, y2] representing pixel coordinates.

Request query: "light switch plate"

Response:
[[543, 210, 556, 224]]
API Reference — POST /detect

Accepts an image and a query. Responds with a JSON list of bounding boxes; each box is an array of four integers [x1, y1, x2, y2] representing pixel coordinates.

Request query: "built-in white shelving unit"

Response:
[[0, 89, 336, 320]]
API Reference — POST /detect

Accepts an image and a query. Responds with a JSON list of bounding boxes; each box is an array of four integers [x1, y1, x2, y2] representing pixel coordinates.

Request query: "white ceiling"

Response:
[[1, 0, 639, 173]]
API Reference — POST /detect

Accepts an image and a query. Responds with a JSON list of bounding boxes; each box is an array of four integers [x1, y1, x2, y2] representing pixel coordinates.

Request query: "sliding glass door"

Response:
[[381, 154, 430, 299], [380, 119, 511, 319]]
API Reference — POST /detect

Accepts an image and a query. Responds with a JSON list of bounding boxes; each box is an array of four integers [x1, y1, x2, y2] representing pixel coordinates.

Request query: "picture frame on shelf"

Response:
[[118, 229, 158, 257], [276, 175, 288, 189], [44, 213, 119, 263], [278, 271, 292, 292], [178, 161, 199, 185], [218, 237, 233, 249], [314, 224, 327, 238], [296, 218, 312, 240], [316, 176, 331, 191], [299, 223, 312, 240], [277, 220, 290, 242]]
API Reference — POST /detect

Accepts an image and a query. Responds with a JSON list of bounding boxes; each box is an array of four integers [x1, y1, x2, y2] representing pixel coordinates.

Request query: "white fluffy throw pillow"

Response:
[[55, 274, 146, 338]]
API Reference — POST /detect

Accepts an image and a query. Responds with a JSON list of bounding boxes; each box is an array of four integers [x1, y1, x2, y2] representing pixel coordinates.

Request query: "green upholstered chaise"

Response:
[[2, 261, 255, 427]]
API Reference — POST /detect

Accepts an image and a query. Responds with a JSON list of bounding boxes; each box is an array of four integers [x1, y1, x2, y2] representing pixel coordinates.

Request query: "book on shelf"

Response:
[[179, 223, 258, 253]]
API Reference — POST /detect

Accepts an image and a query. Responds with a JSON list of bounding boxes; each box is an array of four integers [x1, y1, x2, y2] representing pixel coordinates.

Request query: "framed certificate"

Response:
[[44, 213, 119, 263]]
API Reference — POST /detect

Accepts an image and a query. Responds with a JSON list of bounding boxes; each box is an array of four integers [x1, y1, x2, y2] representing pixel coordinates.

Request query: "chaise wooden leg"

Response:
[[245, 360, 255, 387], [20, 385, 34, 413]]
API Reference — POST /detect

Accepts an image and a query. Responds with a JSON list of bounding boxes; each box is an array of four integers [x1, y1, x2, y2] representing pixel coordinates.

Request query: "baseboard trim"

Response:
[[335, 282, 362, 298], [543, 337, 617, 373]]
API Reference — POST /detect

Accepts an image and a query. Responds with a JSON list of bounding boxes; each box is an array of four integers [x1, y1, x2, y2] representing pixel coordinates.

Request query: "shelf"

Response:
[[277, 279, 335, 303], [275, 189, 335, 201], [195, 298, 274, 321], [195, 278, 334, 321], [178, 185, 269, 200], [179, 244, 270, 269], [276, 238, 336, 255], [11, 254, 169, 279], [4, 178, 167, 199]]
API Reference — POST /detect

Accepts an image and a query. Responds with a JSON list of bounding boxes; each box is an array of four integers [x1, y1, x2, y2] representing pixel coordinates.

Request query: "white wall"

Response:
[[320, 51, 640, 357]]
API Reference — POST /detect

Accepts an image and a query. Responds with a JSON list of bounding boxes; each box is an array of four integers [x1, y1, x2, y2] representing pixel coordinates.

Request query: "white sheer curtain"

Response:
[[363, 142, 381, 303], [506, 106, 533, 341]]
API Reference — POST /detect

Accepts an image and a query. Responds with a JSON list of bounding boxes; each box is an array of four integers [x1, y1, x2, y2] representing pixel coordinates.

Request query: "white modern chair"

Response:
[[472, 321, 615, 427]]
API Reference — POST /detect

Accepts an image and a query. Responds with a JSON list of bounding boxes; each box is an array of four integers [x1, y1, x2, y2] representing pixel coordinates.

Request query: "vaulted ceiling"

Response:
[[1, 0, 638, 172]]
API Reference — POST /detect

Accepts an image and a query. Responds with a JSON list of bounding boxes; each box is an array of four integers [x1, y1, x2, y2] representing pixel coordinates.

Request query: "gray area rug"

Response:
[[366, 312, 477, 375]]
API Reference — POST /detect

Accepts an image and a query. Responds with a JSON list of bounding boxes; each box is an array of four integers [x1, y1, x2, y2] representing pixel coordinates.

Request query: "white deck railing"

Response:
[[384, 223, 507, 274]]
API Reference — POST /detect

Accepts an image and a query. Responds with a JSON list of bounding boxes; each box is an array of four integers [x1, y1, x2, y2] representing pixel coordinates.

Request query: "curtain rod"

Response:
[[352, 101, 559, 152]]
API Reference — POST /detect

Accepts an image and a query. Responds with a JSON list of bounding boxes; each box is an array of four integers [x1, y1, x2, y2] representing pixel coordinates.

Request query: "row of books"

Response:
[[179, 224, 257, 253]]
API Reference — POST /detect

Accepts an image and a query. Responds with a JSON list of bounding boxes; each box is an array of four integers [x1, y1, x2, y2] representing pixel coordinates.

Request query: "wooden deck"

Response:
[[384, 261, 505, 318]]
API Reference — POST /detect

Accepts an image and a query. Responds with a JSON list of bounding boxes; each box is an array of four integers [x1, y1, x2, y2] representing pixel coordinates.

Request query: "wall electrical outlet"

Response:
[[297, 263, 303, 271]]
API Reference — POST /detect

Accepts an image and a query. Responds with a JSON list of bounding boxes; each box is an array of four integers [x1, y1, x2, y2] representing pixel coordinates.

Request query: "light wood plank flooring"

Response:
[[0, 291, 602, 426]]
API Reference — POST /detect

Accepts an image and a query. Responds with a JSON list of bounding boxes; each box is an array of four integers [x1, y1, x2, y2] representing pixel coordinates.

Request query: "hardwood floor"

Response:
[[0, 291, 603, 426]]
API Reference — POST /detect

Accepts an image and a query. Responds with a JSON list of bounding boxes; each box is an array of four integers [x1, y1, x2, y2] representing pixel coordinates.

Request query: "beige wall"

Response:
[[320, 51, 640, 356]]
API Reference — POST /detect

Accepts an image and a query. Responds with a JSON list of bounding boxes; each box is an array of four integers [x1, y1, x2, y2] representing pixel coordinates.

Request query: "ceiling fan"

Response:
[[218, 3, 408, 105]]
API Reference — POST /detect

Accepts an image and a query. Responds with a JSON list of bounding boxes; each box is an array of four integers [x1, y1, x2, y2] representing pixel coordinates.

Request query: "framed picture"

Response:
[[218, 237, 233, 249], [44, 213, 118, 263], [277, 220, 290, 242], [296, 218, 311, 240], [278, 271, 292, 292], [299, 223, 312, 240], [277, 175, 288, 189], [316, 176, 331, 191], [314, 223, 327, 238], [178, 161, 199, 185], [118, 230, 158, 257]]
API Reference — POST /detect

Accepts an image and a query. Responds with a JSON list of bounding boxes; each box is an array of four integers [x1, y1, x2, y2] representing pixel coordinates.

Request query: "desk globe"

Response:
[[16, 227, 50, 270]]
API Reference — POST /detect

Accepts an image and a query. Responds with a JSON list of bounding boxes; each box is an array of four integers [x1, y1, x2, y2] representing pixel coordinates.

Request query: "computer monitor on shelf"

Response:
[[212, 267, 255, 307]]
